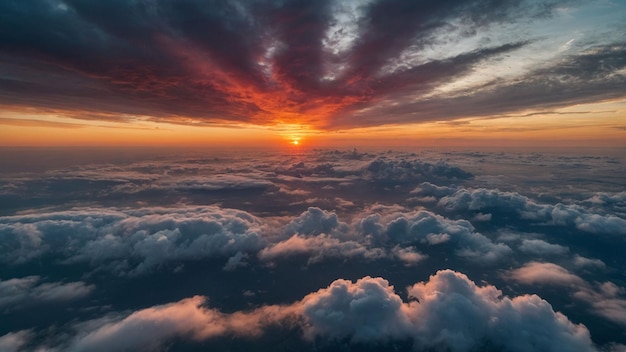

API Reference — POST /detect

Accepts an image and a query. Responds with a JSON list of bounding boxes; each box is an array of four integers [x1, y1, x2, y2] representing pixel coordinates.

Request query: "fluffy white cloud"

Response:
[[358, 209, 512, 262], [50, 271, 595, 352], [363, 159, 473, 183], [283, 207, 348, 238], [0, 206, 265, 275], [406, 270, 593, 352], [300, 276, 413, 342], [431, 185, 626, 235]]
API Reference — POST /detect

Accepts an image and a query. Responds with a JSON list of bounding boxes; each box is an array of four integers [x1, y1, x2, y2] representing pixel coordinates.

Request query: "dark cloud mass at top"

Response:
[[1, 0, 624, 127]]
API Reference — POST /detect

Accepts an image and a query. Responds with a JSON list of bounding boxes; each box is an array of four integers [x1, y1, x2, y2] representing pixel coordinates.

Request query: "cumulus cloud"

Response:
[[283, 207, 347, 238], [587, 191, 626, 207], [0, 276, 94, 311], [0, 203, 514, 275], [0, 206, 265, 275], [358, 209, 512, 262], [405, 270, 594, 352], [299, 276, 413, 342], [40, 271, 595, 352], [417, 184, 626, 235], [260, 206, 508, 266]]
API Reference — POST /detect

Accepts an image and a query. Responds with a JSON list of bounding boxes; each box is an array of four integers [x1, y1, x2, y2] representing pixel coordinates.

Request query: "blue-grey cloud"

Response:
[[2, 0, 622, 128], [12, 271, 597, 352]]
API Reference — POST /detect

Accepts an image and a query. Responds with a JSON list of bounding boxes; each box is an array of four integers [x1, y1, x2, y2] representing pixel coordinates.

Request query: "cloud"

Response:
[[333, 42, 626, 128], [358, 209, 512, 262], [363, 158, 473, 183], [258, 234, 385, 264], [391, 246, 428, 266], [4, 0, 620, 129], [222, 251, 248, 271], [0, 330, 32, 352], [573, 255, 606, 270], [0, 206, 266, 275], [574, 282, 626, 327], [405, 270, 594, 352], [36, 271, 595, 351], [587, 191, 626, 207], [411, 181, 460, 197], [426, 184, 626, 235], [283, 207, 347, 238], [299, 276, 413, 342], [507, 262, 585, 287], [1, 202, 511, 275], [0, 276, 93, 311], [518, 239, 569, 256], [65, 295, 298, 352], [257, 206, 508, 265], [508, 262, 626, 328]]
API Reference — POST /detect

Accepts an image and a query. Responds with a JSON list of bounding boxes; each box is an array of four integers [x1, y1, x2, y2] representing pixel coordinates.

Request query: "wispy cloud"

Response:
[[1, 0, 624, 129]]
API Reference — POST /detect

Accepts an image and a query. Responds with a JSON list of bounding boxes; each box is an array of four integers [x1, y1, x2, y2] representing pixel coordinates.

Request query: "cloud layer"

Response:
[[39, 271, 595, 352], [1, 0, 624, 128], [1, 148, 625, 350]]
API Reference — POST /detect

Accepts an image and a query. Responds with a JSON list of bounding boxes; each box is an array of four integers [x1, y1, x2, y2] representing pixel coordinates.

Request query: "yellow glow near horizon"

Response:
[[0, 99, 625, 147]]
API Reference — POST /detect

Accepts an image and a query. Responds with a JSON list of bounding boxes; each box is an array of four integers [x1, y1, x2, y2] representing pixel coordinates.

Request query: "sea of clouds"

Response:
[[1, 147, 625, 351]]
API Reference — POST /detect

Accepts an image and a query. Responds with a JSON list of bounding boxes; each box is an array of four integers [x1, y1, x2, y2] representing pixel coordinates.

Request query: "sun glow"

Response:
[[292, 140, 299, 145]]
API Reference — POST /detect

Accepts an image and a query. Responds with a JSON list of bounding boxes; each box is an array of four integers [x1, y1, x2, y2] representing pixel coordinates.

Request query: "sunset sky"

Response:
[[2, 2, 626, 351], [1, 0, 625, 147]]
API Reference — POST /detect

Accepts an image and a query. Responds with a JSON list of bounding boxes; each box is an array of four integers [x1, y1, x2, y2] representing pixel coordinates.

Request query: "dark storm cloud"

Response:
[[2, 0, 614, 128]]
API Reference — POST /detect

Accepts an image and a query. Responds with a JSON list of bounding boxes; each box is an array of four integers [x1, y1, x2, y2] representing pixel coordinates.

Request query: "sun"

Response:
[[292, 140, 299, 145]]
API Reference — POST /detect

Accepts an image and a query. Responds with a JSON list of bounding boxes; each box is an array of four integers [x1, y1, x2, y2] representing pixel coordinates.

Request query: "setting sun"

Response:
[[292, 140, 299, 145]]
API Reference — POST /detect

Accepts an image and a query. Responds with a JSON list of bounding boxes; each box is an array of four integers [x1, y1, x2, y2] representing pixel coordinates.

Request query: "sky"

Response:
[[0, 0, 625, 147], [2, 1, 626, 352]]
